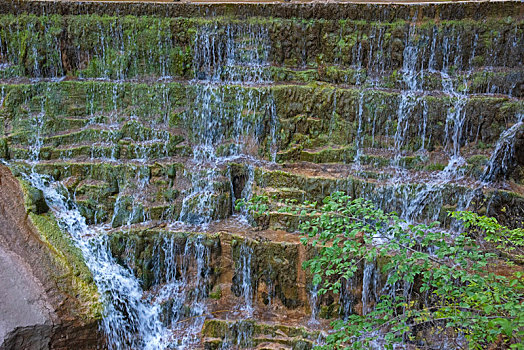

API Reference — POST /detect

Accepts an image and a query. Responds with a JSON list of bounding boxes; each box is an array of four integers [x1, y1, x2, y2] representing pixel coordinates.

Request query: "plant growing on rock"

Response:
[[237, 192, 524, 349]]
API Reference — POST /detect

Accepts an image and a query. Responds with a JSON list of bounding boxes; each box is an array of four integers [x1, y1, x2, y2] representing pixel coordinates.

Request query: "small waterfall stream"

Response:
[[482, 113, 524, 182], [237, 243, 254, 317], [24, 172, 170, 349], [4, 22, 278, 349], [23, 168, 217, 349]]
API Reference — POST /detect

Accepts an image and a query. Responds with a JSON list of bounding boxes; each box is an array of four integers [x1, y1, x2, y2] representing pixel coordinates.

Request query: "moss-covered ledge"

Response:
[[18, 177, 102, 320], [202, 319, 321, 350]]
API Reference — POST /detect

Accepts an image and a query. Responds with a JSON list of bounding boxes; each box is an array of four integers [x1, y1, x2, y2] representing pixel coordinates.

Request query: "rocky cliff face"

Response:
[[0, 0, 522, 349]]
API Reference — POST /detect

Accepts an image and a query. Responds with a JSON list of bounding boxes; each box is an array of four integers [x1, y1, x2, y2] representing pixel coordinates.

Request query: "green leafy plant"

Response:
[[451, 211, 524, 261], [237, 192, 524, 349]]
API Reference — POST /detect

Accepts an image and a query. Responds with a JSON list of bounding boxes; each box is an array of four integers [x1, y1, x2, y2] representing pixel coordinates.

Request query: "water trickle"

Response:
[[110, 165, 151, 228], [482, 113, 524, 182], [308, 283, 320, 325], [236, 243, 254, 317], [392, 20, 421, 165], [442, 72, 468, 173], [218, 320, 255, 349], [419, 100, 430, 152], [149, 234, 211, 348], [30, 110, 45, 163], [2, 8, 522, 349], [353, 90, 365, 166], [179, 23, 277, 226], [339, 279, 354, 321], [361, 261, 379, 316]]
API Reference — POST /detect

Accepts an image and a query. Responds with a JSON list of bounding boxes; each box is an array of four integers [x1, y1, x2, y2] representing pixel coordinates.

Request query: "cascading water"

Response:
[[147, 234, 211, 347], [353, 90, 365, 166], [179, 22, 277, 226], [361, 262, 379, 316], [21, 169, 215, 349], [388, 21, 480, 224], [308, 283, 320, 325], [236, 243, 254, 317], [23, 172, 170, 350], [0, 5, 522, 349], [482, 113, 524, 182], [392, 19, 421, 166], [3, 21, 279, 349], [442, 72, 468, 173]]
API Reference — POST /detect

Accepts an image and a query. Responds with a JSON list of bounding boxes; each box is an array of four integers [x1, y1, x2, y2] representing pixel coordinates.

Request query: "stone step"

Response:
[[106, 228, 313, 314], [0, 9, 521, 79], [9, 140, 190, 162], [1, 75, 522, 98], [201, 319, 322, 350], [211, 65, 524, 97], [276, 145, 494, 178], [8, 135, 524, 227], [250, 164, 524, 227]]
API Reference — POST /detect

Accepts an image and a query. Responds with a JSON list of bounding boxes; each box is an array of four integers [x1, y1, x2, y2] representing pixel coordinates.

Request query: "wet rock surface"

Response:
[[0, 0, 522, 21], [0, 0, 522, 348]]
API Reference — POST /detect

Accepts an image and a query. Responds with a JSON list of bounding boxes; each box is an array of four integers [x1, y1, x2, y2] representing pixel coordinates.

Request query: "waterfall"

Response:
[[353, 90, 365, 166], [308, 283, 320, 325], [442, 72, 468, 173], [482, 113, 524, 182], [236, 243, 254, 317], [392, 19, 421, 166], [23, 172, 169, 349], [361, 262, 376, 316], [22, 170, 214, 349], [179, 23, 277, 226], [0, 5, 522, 349], [148, 234, 211, 347], [390, 21, 478, 224]]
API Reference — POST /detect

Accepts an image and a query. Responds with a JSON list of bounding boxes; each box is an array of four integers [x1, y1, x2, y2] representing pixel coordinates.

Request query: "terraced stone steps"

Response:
[[2, 81, 521, 166], [11, 158, 236, 226], [105, 228, 319, 327], [201, 319, 323, 350], [0, 1, 523, 348], [1, 63, 522, 93], [98, 226, 395, 348], [14, 154, 521, 231], [0, 11, 522, 79]]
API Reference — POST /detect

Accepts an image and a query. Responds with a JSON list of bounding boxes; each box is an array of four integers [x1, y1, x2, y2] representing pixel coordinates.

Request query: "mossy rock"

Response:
[[209, 285, 222, 300], [111, 196, 145, 228], [24, 185, 49, 215], [0, 138, 8, 159], [22, 205, 102, 320], [467, 154, 489, 166]]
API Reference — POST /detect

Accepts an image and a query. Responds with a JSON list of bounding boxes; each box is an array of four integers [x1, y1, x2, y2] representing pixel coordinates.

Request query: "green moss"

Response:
[[424, 163, 447, 172], [0, 138, 8, 159], [467, 154, 489, 166], [22, 196, 102, 319], [209, 285, 222, 300], [202, 319, 319, 349], [299, 146, 355, 164]]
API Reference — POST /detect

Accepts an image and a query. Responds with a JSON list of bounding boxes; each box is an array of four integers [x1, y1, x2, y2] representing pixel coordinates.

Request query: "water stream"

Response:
[[24, 172, 171, 350]]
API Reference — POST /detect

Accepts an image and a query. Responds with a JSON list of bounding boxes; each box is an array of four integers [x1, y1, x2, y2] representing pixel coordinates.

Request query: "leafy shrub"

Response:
[[238, 192, 524, 349]]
